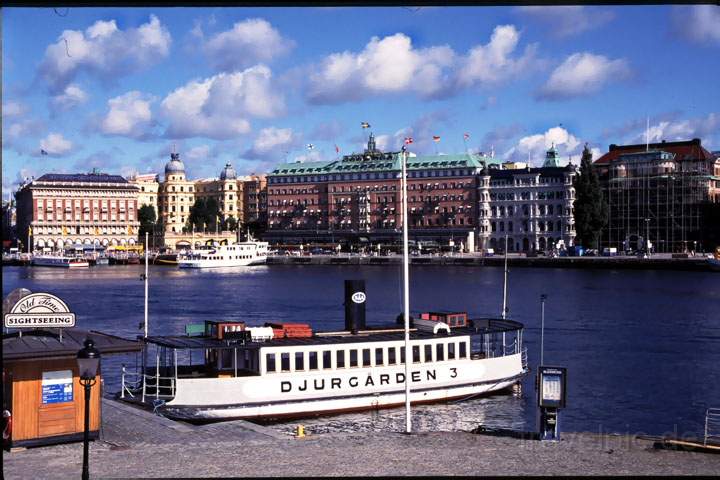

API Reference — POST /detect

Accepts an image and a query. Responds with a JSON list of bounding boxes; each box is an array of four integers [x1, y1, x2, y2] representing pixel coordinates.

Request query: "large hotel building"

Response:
[[14, 172, 141, 251], [266, 134, 577, 252]]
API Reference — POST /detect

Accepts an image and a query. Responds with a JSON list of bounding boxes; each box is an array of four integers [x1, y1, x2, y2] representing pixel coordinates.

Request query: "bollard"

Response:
[[295, 424, 305, 438]]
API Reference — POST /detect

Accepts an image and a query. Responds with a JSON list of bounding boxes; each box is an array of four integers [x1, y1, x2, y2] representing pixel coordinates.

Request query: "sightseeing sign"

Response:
[[4, 292, 75, 328]]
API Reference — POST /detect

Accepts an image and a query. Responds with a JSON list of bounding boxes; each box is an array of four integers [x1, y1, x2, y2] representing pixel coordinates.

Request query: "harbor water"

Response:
[[3, 264, 718, 437]]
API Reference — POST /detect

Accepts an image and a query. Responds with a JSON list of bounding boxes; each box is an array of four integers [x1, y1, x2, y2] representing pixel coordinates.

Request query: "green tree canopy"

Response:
[[138, 205, 157, 236], [573, 144, 608, 249]]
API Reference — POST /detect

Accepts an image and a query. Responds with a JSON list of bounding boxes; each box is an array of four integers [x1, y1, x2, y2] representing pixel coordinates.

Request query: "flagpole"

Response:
[[144, 231, 149, 339], [401, 146, 412, 434]]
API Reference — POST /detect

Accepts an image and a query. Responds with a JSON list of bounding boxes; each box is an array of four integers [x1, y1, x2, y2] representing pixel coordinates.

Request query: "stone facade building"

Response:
[[128, 153, 267, 246], [14, 172, 140, 252]]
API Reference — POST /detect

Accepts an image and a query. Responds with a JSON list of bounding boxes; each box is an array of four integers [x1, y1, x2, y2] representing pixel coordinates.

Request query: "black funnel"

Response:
[[344, 280, 366, 334]]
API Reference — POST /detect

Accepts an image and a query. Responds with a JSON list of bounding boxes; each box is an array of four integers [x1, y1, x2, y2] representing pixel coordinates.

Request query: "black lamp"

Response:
[[76, 338, 100, 480]]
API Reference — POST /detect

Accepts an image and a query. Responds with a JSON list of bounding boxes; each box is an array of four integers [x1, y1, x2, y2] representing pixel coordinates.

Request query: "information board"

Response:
[[41, 370, 73, 404]]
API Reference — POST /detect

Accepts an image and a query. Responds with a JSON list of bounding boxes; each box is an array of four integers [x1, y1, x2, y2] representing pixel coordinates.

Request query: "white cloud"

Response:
[[2, 100, 27, 117], [457, 25, 539, 88], [101, 91, 155, 139], [672, 6, 720, 45], [630, 113, 720, 146], [245, 127, 300, 159], [202, 18, 294, 71], [503, 126, 582, 165], [185, 145, 211, 161], [307, 25, 537, 104], [516, 6, 615, 38], [537, 52, 631, 100], [38, 15, 171, 93], [51, 84, 88, 111], [40, 133, 74, 156], [161, 65, 284, 139]]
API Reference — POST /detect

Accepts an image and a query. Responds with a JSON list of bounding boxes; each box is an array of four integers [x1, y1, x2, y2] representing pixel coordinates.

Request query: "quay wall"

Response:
[[268, 254, 717, 272]]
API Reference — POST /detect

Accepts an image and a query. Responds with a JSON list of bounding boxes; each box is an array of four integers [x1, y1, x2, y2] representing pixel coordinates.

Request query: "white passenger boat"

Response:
[[31, 255, 89, 268], [120, 287, 528, 421], [177, 240, 268, 268]]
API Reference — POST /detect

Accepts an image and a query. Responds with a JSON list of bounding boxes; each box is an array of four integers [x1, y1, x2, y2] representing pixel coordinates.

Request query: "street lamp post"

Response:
[[76, 338, 101, 480], [644, 218, 651, 256], [540, 294, 547, 366]]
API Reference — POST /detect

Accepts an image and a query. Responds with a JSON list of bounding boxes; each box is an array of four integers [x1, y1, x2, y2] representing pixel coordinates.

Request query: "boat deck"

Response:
[[143, 318, 523, 350]]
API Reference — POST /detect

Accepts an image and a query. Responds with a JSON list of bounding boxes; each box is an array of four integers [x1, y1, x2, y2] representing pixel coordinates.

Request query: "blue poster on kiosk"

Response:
[[42, 370, 74, 404]]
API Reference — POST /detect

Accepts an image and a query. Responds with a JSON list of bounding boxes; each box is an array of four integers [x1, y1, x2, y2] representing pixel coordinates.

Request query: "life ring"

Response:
[[2, 410, 11, 441]]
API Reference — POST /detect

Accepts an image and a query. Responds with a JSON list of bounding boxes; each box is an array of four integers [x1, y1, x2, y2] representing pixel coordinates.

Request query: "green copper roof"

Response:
[[269, 151, 494, 176]]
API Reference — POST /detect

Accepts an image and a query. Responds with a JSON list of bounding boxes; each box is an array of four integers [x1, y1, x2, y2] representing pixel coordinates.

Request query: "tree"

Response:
[[573, 144, 608, 249], [225, 215, 238, 232], [205, 197, 220, 231], [188, 198, 208, 232], [138, 205, 157, 237]]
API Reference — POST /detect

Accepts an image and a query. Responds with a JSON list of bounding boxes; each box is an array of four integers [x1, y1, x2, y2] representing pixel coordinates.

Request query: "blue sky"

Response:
[[3, 5, 719, 191]]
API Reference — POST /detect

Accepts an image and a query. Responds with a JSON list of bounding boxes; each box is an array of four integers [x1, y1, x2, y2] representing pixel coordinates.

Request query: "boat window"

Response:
[[436, 343, 445, 361], [281, 352, 290, 372], [459, 342, 467, 359], [388, 347, 396, 365], [309, 351, 318, 370], [349, 349, 358, 367], [323, 350, 332, 369], [336, 350, 345, 368], [412, 345, 421, 363], [266, 353, 276, 373], [375, 348, 384, 366], [362, 348, 371, 367], [424, 344, 433, 362], [295, 352, 305, 371], [448, 342, 456, 360], [400, 346, 406, 364]]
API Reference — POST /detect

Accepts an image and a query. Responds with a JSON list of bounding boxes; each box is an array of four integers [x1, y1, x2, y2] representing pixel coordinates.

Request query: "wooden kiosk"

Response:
[[3, 289, 141, 449], [3, 328, 141, 449]]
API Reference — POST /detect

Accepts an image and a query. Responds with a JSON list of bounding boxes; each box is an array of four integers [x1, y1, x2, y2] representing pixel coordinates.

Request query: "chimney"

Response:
[[344, 280, 366, 334]]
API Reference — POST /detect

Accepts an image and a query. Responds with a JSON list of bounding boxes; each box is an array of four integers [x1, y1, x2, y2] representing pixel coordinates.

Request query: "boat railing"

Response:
[[121, 366, 176, 403], [705, 407, 720, 446], [521, 347, 529, 372]]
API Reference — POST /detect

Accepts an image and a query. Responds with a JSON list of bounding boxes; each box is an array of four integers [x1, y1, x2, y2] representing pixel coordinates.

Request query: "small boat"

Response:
[[32, 255, 89, 268], [708, 247, 720, 271], [177, 239, 268, 268], [153, 253, 178, 265]]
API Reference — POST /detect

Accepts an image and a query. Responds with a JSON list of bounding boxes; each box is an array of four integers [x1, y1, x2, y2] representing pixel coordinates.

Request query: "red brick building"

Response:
[[266, 134, 498, 245]]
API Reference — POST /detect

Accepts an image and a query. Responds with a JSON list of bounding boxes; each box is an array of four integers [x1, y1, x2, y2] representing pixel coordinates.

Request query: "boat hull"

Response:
[[156, 354, 524, 421], [177, 258, 267, 268]]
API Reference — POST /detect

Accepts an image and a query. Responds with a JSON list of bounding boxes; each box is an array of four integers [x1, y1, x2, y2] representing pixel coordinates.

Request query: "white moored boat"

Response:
[[31, 255, 89, 268], [177, 240, 268, 268], [119, 287, 528, 421]]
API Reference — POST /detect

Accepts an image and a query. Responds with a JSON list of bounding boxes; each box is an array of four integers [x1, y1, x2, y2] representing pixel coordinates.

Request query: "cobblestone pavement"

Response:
[[4, 399, 719, 478]]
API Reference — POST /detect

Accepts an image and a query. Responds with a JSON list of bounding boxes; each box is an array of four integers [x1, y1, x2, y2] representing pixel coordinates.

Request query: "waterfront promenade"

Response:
[[3, 397, 719, 478], [268, 252, 717, 272]]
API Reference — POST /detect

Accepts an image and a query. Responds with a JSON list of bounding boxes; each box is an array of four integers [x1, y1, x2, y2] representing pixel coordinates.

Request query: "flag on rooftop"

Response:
[[361, 122, 370, 129], [433, 135, 441, 142], [404, 137, 413, 144], [40, 149, 48, 155], [335, 144, 340, 153], [463, 133, 470, 141], [307, 144, 315, 150]]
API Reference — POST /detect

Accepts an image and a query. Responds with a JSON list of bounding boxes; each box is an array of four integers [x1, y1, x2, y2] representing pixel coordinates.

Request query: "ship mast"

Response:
[[401, 146, 412, 433], [502, 234, 508, 319], [144, 231, 149, 338]]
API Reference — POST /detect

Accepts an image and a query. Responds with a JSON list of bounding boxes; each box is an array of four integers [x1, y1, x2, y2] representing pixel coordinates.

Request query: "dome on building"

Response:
[[220, 162, 237, 180], [165, 153, 185, 175]]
